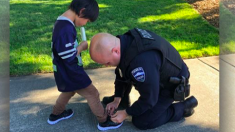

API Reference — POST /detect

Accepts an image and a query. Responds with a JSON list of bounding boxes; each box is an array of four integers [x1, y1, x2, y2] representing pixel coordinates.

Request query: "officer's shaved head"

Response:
[[90, 33, 121, 66], [90, 33, 113, 55]]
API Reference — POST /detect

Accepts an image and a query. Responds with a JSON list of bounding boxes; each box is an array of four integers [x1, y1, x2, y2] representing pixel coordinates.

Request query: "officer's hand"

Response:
[[106, 98, 121, 116], [106, 101, 119, 116], [110, 110, 128, 123]]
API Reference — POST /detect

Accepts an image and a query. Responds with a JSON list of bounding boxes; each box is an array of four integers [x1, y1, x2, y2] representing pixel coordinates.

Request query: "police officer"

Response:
[[89, 28, 198, 130]]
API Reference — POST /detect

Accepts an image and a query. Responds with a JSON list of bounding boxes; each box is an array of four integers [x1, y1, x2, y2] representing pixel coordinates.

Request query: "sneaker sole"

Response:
[[47, 112, 74, 125], [97, 122, 123, 131]]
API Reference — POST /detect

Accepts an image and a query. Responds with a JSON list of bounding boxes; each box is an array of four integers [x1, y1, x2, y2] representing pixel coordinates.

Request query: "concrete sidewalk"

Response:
[[10, 56, 223, 132]]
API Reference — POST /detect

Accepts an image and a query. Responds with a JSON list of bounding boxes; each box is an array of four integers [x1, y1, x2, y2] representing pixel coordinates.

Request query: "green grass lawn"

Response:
[[220, 3, 235, 54], [10, 0, 219, 76]]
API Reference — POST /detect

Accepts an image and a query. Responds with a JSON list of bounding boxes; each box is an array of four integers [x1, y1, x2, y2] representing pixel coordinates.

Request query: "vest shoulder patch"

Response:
[[136, 28, 154, 40], [131, 67, 145, 82]]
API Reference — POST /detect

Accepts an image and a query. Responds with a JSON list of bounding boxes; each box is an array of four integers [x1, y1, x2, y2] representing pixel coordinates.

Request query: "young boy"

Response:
[[48, 0, 122, 130]]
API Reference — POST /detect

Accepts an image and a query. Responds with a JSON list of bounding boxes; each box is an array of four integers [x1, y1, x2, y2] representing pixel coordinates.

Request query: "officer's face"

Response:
[[94, 50, 120, 67], [104, 56, 120, 67]]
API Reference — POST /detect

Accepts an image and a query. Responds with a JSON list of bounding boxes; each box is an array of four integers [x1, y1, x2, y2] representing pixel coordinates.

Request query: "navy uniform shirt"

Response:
[[115, 34, 189, 116], [51, 16, 91, 92]]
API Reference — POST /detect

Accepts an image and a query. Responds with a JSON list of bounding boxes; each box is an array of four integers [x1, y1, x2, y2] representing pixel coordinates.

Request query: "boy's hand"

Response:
[[76, 41, 88, 56], [80, 41, 88, 51]]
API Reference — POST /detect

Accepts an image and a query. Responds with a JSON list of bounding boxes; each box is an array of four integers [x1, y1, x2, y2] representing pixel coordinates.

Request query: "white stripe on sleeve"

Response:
[[65, 43, 72, 47], [58, 48, 76, 56], [61, 51, 77, 59]]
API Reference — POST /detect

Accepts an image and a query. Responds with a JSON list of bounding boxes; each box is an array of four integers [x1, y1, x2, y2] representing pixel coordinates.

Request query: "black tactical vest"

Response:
[[118, 28, 183, 83]]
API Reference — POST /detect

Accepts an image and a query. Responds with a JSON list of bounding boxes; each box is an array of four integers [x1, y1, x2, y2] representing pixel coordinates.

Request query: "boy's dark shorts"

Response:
[[54, 64, 92, 92]]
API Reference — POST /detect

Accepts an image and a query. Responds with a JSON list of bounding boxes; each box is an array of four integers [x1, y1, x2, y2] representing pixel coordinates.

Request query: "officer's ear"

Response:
[[111, 47, 120, 55]]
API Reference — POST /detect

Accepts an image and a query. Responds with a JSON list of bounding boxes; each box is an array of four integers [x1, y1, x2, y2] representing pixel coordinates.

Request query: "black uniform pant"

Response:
[[132, 89, 184, 130], [124, 84, 185, 130]]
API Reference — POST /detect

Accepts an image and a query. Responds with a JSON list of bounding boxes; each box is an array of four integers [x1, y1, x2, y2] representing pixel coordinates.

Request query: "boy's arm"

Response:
[[77, 27, 87, 55], [76, 41, 88, 56]]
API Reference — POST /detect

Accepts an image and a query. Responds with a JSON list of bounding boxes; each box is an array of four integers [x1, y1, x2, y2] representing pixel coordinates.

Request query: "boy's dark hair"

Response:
[[69, 0, 99, 22]]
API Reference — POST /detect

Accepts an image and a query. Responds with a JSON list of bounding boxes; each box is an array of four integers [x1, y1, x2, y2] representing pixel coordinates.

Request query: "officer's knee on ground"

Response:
[[132, 116, 164, 130], [132, 118, 149, 130]]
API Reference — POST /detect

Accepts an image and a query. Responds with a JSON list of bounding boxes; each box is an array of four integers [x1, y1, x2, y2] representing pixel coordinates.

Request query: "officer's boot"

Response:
[[183, 96, 198, 117], [102, 95, 131, 109]]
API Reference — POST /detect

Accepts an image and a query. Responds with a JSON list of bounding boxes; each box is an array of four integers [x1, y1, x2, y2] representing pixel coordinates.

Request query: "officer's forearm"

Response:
[[114, 97, 121, 104]]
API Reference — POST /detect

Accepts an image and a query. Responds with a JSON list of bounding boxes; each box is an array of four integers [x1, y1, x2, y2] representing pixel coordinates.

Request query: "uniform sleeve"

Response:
[[55, 32, 78, 63], [114, 67, 127, 97], [125, 51, 162, 116]]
